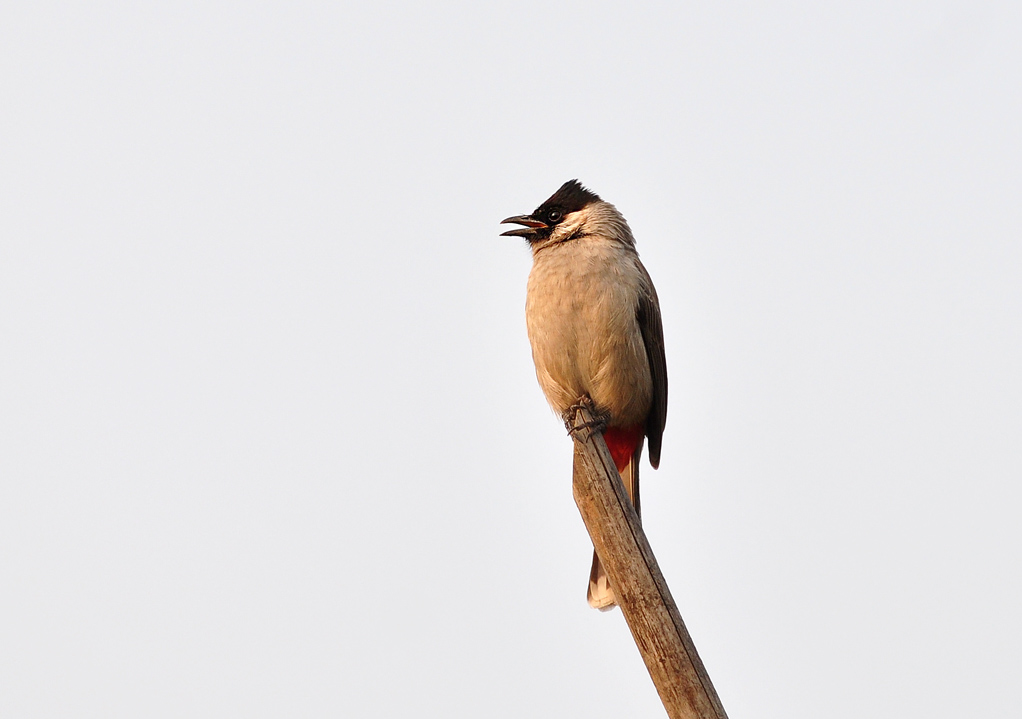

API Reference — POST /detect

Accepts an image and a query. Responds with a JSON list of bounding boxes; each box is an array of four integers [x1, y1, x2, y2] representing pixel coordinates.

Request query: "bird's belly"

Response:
[[526, 249, 652, 426]]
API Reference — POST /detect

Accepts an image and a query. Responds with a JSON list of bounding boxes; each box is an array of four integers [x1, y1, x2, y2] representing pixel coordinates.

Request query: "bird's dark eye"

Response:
[[548, 209, 562, 223]]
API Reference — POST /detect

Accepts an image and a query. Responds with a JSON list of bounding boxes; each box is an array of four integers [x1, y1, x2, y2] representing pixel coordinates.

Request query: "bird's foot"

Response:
[[564, 397, 608, 438]]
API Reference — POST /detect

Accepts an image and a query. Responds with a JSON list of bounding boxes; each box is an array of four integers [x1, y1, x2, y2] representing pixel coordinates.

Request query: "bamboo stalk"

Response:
[[570, 406, 728, 719]]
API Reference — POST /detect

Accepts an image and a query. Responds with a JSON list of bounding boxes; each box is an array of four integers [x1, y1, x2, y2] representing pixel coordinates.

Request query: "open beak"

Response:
[[500, 215, 548, 238]]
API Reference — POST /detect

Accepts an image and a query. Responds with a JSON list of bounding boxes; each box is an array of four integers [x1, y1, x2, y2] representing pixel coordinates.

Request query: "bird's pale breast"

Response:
[[525, 237, 652, 426]]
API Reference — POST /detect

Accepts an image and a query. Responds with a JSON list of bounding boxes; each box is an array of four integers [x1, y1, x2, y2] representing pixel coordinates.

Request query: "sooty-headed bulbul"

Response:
[[501, 180, 668, 610]]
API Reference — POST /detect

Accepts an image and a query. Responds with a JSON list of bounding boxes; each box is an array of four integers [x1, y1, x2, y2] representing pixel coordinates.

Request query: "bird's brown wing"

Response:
[[636, 262, 668, 469]]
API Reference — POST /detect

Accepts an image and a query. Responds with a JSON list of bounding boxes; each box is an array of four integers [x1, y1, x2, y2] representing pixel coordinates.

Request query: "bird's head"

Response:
[[500, 180, 602, 246]]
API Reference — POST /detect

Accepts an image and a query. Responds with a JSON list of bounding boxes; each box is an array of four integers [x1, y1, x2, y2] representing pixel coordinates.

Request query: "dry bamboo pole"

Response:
[[570, 406, 728, 719]]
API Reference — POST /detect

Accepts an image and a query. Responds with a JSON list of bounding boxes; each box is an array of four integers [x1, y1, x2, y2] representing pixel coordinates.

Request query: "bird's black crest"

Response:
[[534, 180, 601, 218]]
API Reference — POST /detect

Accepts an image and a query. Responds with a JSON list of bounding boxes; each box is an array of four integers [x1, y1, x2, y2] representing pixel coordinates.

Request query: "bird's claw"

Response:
[[565, 398, 608, 438]]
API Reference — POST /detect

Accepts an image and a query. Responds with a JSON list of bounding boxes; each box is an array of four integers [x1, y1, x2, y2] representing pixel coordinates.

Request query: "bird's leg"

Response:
[[565, 396, 608, 438]]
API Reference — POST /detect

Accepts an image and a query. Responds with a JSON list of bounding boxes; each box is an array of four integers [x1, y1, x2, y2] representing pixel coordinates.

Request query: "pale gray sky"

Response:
[[2, 2, 1020, 717]]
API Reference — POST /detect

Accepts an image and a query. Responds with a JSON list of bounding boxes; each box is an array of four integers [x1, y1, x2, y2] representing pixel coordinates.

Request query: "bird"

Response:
[[501, 180, 667, 610]]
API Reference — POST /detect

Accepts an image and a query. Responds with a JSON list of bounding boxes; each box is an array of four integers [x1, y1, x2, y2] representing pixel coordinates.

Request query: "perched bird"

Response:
[[501, 180, 667, 610]]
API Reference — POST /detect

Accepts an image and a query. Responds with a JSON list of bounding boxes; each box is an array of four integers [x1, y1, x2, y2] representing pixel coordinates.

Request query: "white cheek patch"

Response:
[[548, 209, 589, 243], [530, 202, 634, 254]]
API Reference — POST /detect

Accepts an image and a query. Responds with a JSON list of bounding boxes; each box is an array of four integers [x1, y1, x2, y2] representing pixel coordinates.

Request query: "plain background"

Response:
[[2, 2, 1020, 717]]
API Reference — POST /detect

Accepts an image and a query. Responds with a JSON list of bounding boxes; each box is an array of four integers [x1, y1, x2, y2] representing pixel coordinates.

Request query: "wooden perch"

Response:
[[570, 406, 728, 719]]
